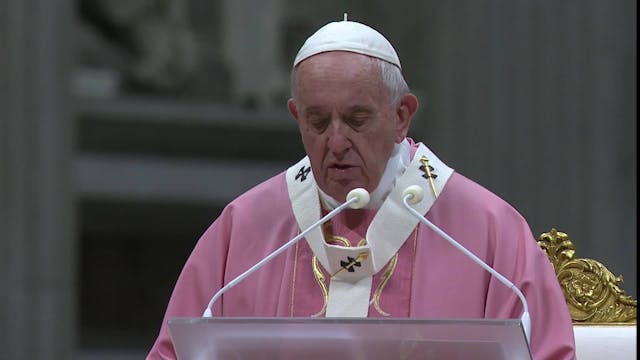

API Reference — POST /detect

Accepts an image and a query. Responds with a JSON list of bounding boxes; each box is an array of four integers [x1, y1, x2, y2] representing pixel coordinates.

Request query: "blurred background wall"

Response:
[[1, 0, 635, 358]]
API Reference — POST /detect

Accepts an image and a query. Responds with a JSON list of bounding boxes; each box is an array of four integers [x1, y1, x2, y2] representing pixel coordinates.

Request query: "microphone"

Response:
[[202, 188, 371, 317], [401, 185, 531, 343]]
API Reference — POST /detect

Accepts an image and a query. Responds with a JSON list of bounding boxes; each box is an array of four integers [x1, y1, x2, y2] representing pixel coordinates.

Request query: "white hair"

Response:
[[377, 58, 410, 106]]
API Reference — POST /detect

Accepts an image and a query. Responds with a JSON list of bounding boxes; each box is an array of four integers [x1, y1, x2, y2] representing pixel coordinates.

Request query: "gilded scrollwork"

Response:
[[538, 228, 637, 324]]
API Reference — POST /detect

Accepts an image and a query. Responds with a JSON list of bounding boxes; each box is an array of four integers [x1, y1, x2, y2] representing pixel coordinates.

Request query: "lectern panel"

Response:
[[169, 317, 532, 360]]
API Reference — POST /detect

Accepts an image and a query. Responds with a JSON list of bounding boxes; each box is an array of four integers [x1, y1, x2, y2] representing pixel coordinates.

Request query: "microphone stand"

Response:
[[401, 185, 531, 343]]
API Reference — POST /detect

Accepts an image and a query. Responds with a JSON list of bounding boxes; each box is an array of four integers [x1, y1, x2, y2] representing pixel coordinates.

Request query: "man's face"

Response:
[[288, 51, 409, 202]]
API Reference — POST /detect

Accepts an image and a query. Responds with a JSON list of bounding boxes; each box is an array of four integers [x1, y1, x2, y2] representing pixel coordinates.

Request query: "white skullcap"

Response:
[[293, 19, 401, 69]]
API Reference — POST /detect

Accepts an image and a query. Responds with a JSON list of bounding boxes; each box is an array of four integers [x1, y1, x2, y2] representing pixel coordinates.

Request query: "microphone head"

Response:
[[402, 185, 425, 204], [346, 188, 370, 209]]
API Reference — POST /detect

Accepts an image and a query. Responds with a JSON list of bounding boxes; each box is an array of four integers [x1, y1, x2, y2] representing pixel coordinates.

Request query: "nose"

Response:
[[326, 120, 351, 157]]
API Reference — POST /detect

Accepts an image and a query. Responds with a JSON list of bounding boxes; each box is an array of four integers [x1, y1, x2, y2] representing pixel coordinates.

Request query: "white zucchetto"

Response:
[[293, 19, 401, 69]]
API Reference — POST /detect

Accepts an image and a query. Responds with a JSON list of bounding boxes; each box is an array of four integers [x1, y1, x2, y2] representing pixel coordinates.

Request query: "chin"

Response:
[[322, 177, 367, 198]]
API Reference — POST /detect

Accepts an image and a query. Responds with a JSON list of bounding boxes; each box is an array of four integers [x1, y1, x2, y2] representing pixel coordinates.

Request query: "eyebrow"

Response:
[[348, 105, 374, 114], [303, 106, 326, 117], [302, 105, 375, 118]]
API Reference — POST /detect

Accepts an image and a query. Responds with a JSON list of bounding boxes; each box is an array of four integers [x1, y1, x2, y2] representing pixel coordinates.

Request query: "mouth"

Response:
[[332, 164, 353, 170], [327, 163, 359, 181]]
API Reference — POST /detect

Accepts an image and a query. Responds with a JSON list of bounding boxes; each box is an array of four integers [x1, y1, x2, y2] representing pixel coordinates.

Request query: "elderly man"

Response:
[[148, 19, 576, 359]]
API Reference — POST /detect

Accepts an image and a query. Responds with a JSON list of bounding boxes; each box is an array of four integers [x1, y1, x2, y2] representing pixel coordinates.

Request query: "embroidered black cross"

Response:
[[419, 156, 438, 180], [295, 166, 311, 182], [340, 256, 362, 272], [419, 155, 440, 199]]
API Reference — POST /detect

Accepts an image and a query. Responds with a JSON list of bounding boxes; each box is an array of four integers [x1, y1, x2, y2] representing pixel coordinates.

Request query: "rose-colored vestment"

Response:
[[148, 140, 575, 360]]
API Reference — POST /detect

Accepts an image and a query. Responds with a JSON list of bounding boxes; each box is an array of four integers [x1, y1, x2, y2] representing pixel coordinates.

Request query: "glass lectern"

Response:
[[169, 317, 532, 360]]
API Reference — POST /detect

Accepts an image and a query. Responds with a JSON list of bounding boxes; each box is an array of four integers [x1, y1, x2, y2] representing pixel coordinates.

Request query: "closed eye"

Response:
[[308, 116, 330, 132], [346, 111, 372, 130]]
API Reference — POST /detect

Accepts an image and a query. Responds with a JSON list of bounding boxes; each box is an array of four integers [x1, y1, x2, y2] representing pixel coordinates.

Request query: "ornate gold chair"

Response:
[[538, 229, 637, 359]]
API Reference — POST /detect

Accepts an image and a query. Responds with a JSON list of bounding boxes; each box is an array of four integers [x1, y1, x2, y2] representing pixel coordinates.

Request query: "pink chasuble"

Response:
[[147, 140, 576, 360]]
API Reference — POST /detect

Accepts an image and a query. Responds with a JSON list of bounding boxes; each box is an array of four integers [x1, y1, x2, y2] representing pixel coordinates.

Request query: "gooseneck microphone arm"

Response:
[[202, 188, 370, 317], [401, 185, 531, 343]]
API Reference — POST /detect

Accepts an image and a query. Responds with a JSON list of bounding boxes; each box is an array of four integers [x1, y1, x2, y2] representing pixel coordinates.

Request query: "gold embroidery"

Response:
[[328, 234, 352, 247], [419, 155, 439, 199], [311, 234, 351, 316], [312, 230, 407, 316], [310, 229, 415, 317], [290, 239, 300, 317], [408, 226, 419, 315], [310, 256, 328, 317], [372, 229, 418, 316], [372, 253, 398, 316]]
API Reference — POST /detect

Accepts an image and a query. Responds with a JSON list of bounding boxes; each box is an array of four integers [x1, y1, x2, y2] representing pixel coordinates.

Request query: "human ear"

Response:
[[395, 93, 419, 142], [287, 98, 300, 123]]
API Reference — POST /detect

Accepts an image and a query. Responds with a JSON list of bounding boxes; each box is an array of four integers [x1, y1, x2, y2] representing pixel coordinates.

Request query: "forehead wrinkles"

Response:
[[294, 53, 383, 100], [294, 52, 388, 111]]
